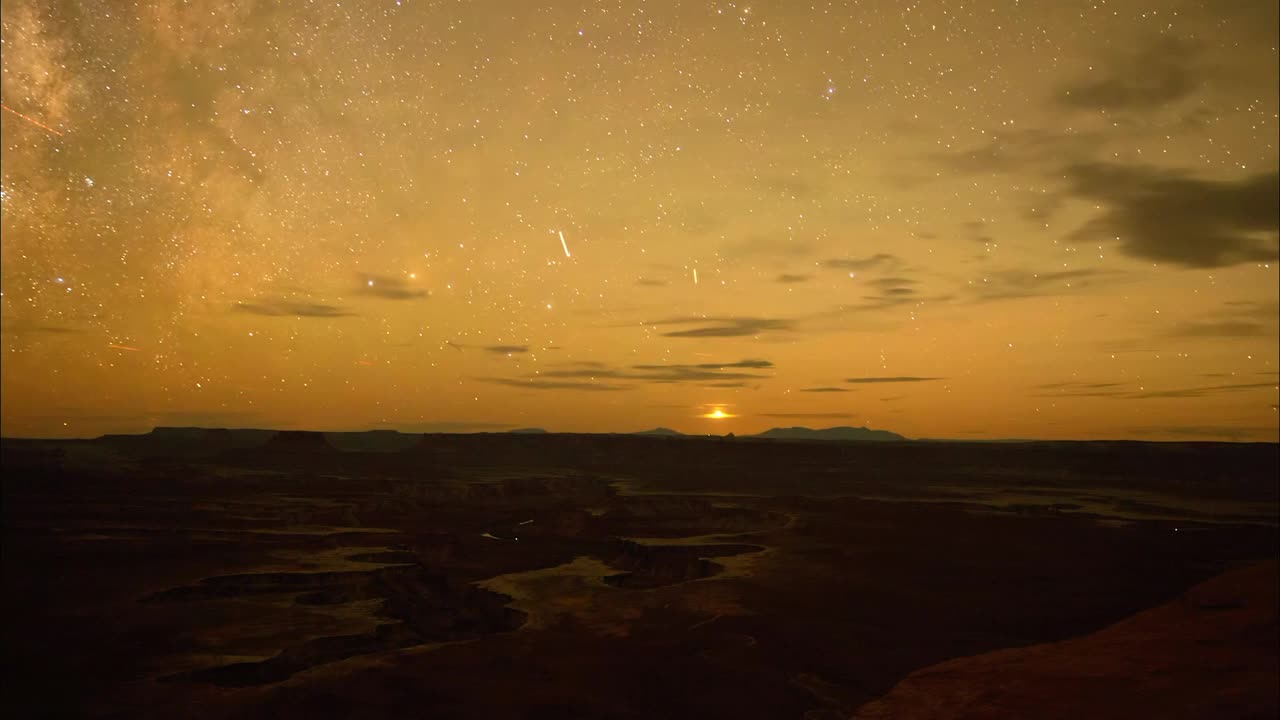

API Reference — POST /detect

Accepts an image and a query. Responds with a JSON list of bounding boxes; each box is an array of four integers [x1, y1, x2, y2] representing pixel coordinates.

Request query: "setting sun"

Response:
[[702, 408, 734, 420]]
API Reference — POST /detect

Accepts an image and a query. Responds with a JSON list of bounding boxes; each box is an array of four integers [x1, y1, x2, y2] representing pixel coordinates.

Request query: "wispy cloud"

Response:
[[233, 300, 355, 317], [481, 378, 631, 392], [822, 253, 899, 272], [800, 387, 852, 393], [1037, 381, 1126, 390], [776, 273, 812, 284], [650, 316, 793, 338], [542, 358, 775, 384], [1039, 380, 1277, 400], [846, 376, 942, 384], [1167, 321, 1273, 338], [485, 345, 530, 354], [969, 269, 1117, 302], [1057, 36, 1200, 112], [1128, 382, 1277, 399]]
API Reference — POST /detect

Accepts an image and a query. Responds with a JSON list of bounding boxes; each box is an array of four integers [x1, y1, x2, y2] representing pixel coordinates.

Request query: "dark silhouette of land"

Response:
[[3, 428, 1276, 719]]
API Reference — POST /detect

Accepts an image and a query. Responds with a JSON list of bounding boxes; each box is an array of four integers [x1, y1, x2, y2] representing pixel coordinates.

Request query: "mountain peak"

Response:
[[634, 427, 684, 436]]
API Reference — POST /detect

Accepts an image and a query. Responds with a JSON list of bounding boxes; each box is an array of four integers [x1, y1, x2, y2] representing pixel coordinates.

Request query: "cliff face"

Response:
[[853, 560, 1279, 720]]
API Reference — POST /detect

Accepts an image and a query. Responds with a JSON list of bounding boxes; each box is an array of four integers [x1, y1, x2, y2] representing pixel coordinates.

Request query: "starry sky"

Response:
[[2, 0, 1277, 441]]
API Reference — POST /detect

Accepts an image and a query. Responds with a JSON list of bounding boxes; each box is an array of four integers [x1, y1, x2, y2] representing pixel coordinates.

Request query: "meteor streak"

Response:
[[108, 344, 141, 352], [1, 104, 64, 137], [693, 268, 698, 285], [558, 230, 571, 258]]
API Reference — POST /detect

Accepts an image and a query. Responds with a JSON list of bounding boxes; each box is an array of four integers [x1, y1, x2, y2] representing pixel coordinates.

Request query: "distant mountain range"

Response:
[[633, 427, 684, 436], [751, 426, 906, 441]]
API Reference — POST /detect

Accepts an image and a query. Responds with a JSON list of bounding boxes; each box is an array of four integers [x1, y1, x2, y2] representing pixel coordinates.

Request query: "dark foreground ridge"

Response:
[[3, 430, 1276, 719]]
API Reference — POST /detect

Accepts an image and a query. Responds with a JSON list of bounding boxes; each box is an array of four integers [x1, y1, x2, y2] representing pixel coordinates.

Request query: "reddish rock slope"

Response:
[[854, 560, 1279, 720]]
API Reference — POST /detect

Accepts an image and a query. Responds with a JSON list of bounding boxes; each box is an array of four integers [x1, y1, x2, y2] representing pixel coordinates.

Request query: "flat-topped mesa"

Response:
[[323, 430, 419, 453], [98, 427, 276, 459], [261, 430, 339, 454]]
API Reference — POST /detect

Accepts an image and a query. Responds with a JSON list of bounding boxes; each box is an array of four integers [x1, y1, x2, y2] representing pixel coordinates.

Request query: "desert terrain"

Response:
[[3, 429, 1276, 719]]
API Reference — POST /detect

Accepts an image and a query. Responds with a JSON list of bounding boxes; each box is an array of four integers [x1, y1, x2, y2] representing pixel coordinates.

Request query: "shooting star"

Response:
[[108, 344, 141, 352], [1, 104, 64, 137], [558, 230, 571, 258], [693, 268, 699, 285]]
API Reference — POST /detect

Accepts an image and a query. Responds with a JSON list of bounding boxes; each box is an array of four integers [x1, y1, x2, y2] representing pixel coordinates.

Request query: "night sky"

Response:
[[2, 0, 1277, 440]]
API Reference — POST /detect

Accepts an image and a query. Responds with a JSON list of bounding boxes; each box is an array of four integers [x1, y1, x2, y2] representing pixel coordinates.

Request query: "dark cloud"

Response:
[[636, 277, 669, 287], [879, 396, 905, 402], [970, 268, 1116, 302], [822, 253, 898, 271], [846, 376, 942, 384], [776, 273, 812, 284], [356, 274, 428, 300], [800, 387, 851, 393], [1058, 36, 1199, 111], [815, 281, 945, 318], [652, 316, 793, 338], [481, 378, 630, 392], [234, 300, 355, 317], [536, 368, 627, 379], [485, 345, 530, 354], [1064, 164, 1279, 268], [1167, 321, 1273, 338], [544, 358, 774, 384]]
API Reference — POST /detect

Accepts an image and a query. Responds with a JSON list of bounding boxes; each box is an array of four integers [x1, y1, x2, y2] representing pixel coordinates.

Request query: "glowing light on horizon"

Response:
[[701, 407, 734, 419]]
